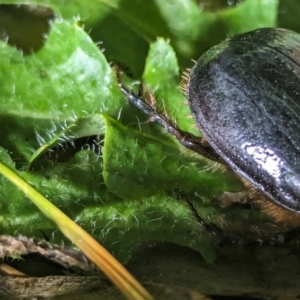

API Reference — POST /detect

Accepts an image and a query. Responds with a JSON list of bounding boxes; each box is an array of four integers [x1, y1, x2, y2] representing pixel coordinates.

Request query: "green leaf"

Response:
[[0, 0, 278, 75], [278, 0, 300, 33], [0, 0, 108, 21], [102, 117, 243, 200], [0, 19, 122, 165], [143, 38, 199, 135], [0, 146, 216, 263]]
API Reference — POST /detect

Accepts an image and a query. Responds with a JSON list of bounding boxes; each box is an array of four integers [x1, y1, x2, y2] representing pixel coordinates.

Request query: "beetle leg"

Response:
[[173, 190, 222, 235], [183, 196, 222, 235], [116, 70, 224, 163]]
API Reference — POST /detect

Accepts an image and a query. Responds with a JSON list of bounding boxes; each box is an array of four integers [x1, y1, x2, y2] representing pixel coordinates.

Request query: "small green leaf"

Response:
[[143, 38, 198, 135], [102, 117, 243, 200]]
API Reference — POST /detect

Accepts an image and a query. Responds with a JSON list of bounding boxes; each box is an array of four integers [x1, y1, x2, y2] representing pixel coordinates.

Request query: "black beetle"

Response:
[[118, 28, 300, 227]]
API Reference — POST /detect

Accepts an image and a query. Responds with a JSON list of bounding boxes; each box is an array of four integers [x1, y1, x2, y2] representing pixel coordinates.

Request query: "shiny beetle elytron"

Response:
[[118, 28, 300, 227]]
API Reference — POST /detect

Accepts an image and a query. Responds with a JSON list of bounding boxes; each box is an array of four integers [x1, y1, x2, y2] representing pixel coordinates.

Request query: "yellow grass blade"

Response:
[[0, 161, 153, 300]]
